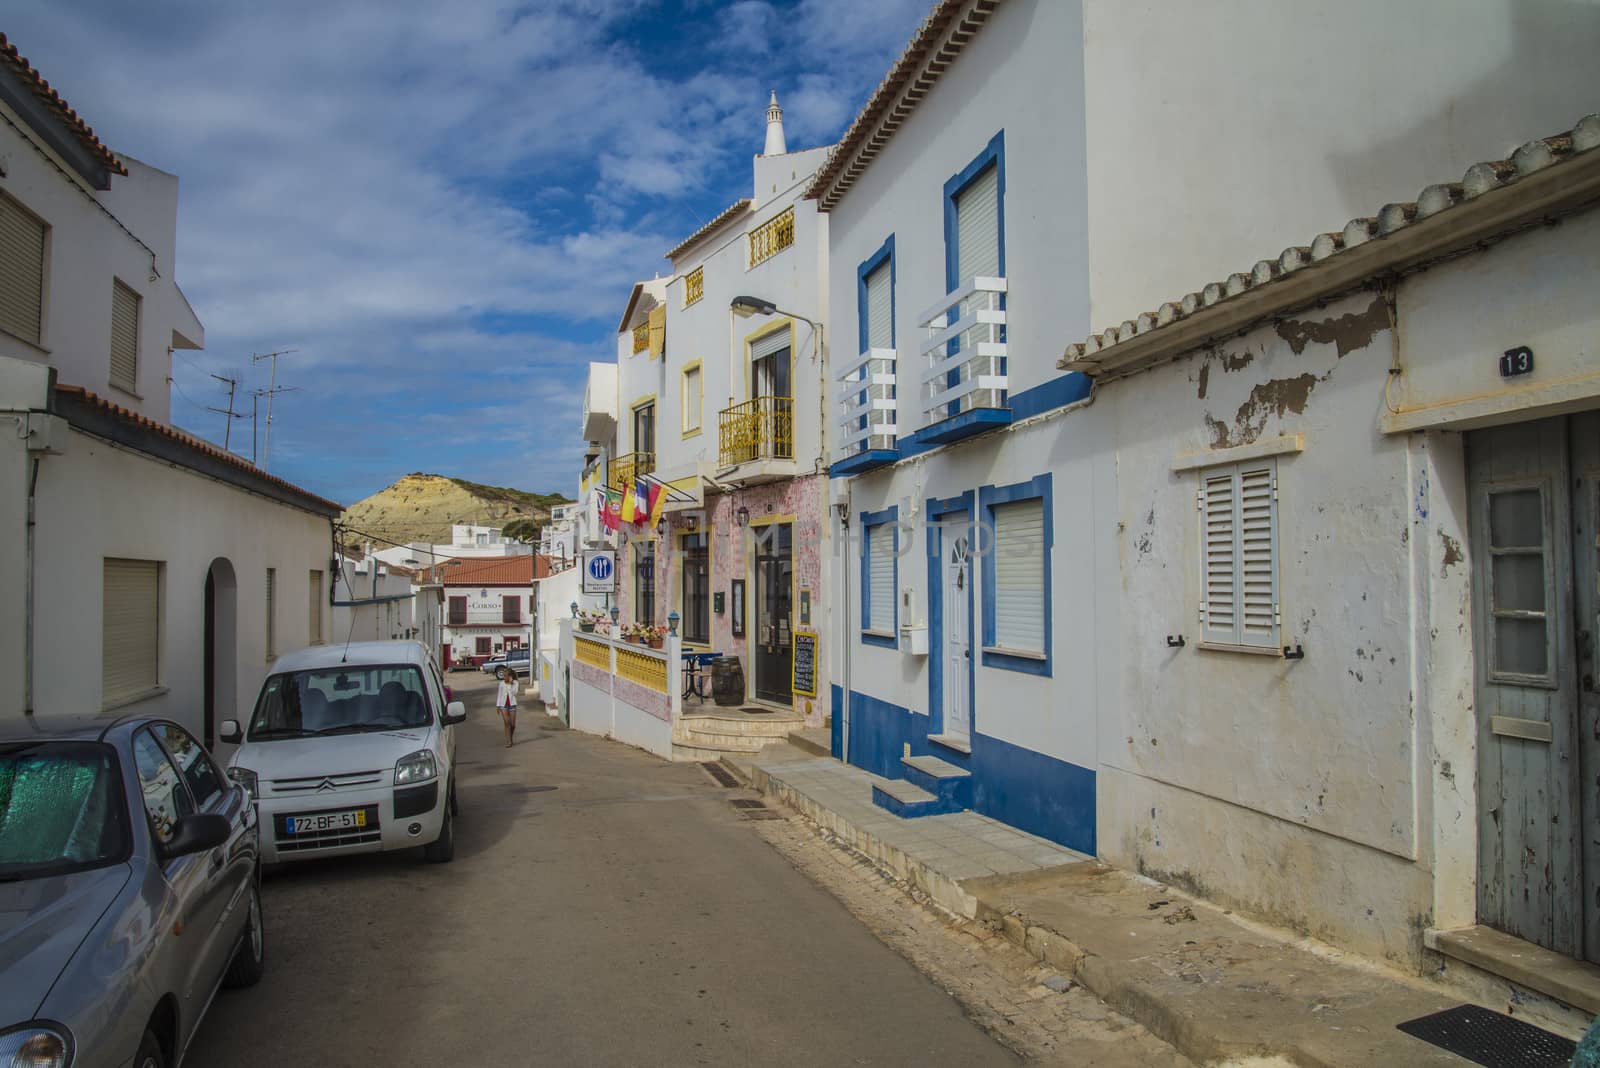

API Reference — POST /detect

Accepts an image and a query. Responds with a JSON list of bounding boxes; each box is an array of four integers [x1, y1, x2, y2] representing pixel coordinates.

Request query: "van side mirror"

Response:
[[441, 700, 467, 726], [219, 720, 242, 744], [161, 813, 232, 860]]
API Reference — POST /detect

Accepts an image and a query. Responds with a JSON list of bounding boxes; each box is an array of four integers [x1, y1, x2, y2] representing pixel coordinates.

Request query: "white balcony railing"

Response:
[[917, 276, 1007, 427], [835, 346, 897, 456]]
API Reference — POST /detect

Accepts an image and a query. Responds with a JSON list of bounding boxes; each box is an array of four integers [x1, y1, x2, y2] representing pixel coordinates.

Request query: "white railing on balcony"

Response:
[[835, 346, 898, 456], [917, 276, 1007, 427]]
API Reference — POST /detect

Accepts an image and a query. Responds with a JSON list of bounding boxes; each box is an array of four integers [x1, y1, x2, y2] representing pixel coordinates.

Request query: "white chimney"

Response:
[[763, 90, 787, 156]]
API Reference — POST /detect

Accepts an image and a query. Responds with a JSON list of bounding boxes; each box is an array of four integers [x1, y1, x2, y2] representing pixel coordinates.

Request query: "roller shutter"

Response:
[[0, 192, 46, 345], [955, 163, 1000, 284], [867, 523, 896, 633], [110, 279, 140, 392], [991, 498, 1044, 653], [103, 559, 160, 703]]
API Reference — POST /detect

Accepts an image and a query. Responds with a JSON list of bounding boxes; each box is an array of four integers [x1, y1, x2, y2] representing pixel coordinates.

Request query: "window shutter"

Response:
[[0, 192, 46, 345], [991, 498, 1045, 653], [110, 279, 140, 392], [865, 261, 893, 349], [104, 559, 160, 702], [1238, 464, 1279, 647], [750, 327, 790, 362], [309, 570, 323, 642], [867, 524, 895, 632], [1199, 462, 1279, 647], [956, 163, 1000, 284], [646, 305, 666, 359]]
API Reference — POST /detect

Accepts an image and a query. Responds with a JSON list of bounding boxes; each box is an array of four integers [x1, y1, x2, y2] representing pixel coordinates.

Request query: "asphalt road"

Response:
[[187, 670, 1018, 1066]]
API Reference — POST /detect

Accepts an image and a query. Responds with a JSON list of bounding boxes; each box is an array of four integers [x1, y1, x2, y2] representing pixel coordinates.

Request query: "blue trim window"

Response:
[[856, 236, 896, 355], [860, 505, 899, 648], [978, 474, 1052, 676], [942, 131, 1006, 294]]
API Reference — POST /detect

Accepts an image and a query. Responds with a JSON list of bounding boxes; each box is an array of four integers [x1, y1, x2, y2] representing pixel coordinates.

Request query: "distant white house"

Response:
[[420, 554, 539, 668], [0, 34, 340, 746], [371, 522, 534, 570], [331, 553, 442, 665]]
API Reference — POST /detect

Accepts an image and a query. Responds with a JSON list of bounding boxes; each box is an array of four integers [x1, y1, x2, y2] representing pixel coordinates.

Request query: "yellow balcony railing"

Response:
[[748, 207, 795, 268], [610, 451, 655, 490], [684, 266, 704, 308], [719, 396, 793, 467], [631, 322, 650, 353]]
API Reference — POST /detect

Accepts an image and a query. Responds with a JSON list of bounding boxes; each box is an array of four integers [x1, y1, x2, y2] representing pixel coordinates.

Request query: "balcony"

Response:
[[631, 322, 650, 354], [908, 276, 1010, 447], [718, 396, 794, 482], [748, 207, 795, 268], [610, 451, 655, 490], [832, 346, 899, 477]]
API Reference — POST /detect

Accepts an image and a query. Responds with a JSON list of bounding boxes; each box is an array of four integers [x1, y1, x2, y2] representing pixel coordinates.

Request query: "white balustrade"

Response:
[[916, 276, 1007, 426]]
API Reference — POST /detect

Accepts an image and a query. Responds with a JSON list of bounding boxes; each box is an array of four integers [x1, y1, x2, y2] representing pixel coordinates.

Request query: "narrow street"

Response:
[[186, 671, 1020, 1066]]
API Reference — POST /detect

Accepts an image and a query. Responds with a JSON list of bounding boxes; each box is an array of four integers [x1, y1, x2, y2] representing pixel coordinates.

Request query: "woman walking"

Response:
[[496, 665, 518, 748]]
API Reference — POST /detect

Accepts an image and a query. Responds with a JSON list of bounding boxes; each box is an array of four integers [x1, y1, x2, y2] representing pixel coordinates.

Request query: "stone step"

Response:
[[787, 727, 832, 756], [678, 712, 803, 738], [902, 753, 972, 807], [674, 725, 794, 751], [871, 777, 962, 819]]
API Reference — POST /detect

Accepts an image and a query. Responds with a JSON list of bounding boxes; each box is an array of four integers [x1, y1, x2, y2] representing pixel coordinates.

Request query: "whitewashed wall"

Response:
[[1081, 0, 1600, 330], [0, 107, 203, 423], [24, 424, 331, 740]]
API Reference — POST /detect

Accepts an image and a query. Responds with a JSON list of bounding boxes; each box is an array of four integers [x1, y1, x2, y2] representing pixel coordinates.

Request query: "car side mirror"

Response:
[[219, 720, 242, 744], [161, 813, 232, 860], [441, 700, 467, 726]]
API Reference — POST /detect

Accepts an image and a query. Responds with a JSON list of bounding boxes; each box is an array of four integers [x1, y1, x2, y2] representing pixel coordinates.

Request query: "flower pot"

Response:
[[579, 622, 595, 633], [648, 638, 664, 650]]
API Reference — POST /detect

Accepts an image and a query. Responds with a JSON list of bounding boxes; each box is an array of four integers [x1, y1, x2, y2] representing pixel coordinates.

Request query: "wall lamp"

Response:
[[730, 295, 779, 318], [736, 506, 750, 528]]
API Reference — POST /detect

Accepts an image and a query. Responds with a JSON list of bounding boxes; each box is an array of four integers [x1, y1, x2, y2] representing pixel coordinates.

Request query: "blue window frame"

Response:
[[856, 235, 896, 355], [939, 130, 1008, 421], [978, 473, 1052, 676], [860, 505, 899, 648]]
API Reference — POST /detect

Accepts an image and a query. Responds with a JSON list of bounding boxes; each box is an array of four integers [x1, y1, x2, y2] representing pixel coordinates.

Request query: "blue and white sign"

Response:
[[582, 551, 616, 593]]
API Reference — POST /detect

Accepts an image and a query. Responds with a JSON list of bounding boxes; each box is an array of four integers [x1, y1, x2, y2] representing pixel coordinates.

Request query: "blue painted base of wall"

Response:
[[845, 689, 1095, 854], [871, 783, 963, 818], [830, 449, 900, 478], [831, 685, 844, 759]]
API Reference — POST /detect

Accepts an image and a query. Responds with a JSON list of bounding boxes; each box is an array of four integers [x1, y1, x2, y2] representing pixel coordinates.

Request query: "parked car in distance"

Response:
[[480, 647, 531, 676], [222, 640, 466, 866], [0, 714, 263, 1068]]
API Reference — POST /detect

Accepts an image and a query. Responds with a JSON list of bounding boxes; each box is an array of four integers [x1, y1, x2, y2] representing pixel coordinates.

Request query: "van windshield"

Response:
[[247, 665, 433, 740]]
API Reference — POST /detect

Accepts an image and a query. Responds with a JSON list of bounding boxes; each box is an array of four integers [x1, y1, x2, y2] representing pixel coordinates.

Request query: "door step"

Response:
[[871, 777, 963, 818], [902, 753, 972, 808]]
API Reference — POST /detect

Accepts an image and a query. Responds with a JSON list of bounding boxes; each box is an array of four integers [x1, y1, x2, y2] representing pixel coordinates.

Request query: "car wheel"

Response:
[[423, 785, 455, 864], [223, 878, 266, 988], [135, 1028, 165, 1068]]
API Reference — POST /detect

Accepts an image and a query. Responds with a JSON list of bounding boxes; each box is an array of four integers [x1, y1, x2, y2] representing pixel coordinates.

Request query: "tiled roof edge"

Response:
[[54, 384, 343, 516], [1060, 114, 1600, 380], [665, 198, 753, 262], [804, 0, 1003, 211], [0, 32, 128, 178]]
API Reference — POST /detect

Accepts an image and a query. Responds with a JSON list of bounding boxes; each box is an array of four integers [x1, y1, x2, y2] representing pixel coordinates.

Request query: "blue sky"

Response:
[[7, 0, 930, 504]]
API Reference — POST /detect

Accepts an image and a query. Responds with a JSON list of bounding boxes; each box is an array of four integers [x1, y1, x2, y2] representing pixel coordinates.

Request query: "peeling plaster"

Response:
[[1275, 295, 1390, 357], [1206, 373, 1322, 447], [1439, 531, 1463, 578]]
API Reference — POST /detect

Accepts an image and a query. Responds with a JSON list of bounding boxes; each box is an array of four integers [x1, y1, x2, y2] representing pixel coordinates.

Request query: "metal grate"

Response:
[[729, 798, 764, 809], [508, 785, 558, 794], [701, 762, 740, 788], [729, 798, 783, 820], [1395, 1004, 1575, 1067]]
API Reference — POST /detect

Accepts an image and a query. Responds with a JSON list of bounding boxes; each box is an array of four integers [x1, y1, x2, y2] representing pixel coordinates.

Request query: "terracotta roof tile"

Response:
[[421, 554, 538, 587], [0, 32, 128, 178]]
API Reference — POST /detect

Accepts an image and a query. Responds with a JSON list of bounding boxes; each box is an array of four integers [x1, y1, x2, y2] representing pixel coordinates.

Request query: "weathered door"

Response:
[[1467, 417, 1583, 958], [943, 529, 971, 740], [1570, 411, 1600, 962], [753, 523, 793, 704]]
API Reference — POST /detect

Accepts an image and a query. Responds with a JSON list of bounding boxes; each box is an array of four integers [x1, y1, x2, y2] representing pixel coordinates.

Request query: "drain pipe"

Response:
[[24, 454, 39, 716]]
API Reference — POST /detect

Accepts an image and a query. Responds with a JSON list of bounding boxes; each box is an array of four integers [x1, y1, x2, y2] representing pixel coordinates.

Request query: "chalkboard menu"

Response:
[[792, 631, 818, 698]]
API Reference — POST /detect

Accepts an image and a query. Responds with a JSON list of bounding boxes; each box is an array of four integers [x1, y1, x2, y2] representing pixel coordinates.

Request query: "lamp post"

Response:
[[570, 601, 579, 619], [667, 610, 680, 637]]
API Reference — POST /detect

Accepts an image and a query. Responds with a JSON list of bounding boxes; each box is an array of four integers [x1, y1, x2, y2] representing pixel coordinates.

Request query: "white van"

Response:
[[221, 641, 465, 864]]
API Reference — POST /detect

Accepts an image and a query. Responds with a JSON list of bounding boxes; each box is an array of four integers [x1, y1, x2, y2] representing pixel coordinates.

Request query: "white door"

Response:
[[944, 531, 971, 739]]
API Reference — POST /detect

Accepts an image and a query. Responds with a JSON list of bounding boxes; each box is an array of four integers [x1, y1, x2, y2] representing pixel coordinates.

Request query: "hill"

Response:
[[339, 473, 571, 549]]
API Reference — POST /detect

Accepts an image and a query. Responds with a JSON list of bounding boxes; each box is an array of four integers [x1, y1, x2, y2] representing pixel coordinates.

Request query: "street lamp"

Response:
[[570, 601, 579, 618], [736, 505, 750, 528], [729, 296, 823, 359]]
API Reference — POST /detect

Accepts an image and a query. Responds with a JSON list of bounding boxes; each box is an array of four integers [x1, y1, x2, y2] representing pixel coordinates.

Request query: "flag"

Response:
[[600, 488, 622, 531], [646, 481, 667, 528], [632, 479, 652, 526], [620, 482, 639, 524]]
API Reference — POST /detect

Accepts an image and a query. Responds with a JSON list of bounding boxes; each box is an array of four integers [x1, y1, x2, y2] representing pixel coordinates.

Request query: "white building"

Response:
[[331, 553, 442, 660], [423, 554, 538, 669], [0, 32, 339, 746], [371, 523, 533, 570], [538, 501, 580, 567], [817, 0, 1600, 1014]]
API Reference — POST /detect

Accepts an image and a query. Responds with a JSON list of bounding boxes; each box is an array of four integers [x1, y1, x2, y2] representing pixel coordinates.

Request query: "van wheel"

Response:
[[135, 1028, 165, 1068], [223, 878, 265, 987], [423, 786, 455, 863]]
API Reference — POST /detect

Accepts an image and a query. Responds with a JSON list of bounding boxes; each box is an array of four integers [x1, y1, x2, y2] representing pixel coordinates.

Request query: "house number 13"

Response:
[[1499, 345, 1534, 378]]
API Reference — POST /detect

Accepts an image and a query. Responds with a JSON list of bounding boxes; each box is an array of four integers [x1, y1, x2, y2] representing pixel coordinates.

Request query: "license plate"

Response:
[[284, 810, 367, 835]]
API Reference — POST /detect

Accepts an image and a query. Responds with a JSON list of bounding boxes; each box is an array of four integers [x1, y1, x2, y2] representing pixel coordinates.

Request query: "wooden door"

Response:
[[1467, 417, 1582, 957], [1571, 411, 1600, 962]]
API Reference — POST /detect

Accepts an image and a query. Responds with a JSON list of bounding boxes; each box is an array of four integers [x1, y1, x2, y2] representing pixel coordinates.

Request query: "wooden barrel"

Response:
[[711, 657, 745, 707]]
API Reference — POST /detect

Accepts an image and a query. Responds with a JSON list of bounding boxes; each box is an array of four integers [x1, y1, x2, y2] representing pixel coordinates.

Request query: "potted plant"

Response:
[[642, 623, 667, 650], [577, 609, 602, 633]]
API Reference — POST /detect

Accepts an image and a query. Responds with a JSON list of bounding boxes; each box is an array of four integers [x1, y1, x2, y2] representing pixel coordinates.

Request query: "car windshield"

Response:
[[247, 664, 433, 740], [0, 741, 130, 880]]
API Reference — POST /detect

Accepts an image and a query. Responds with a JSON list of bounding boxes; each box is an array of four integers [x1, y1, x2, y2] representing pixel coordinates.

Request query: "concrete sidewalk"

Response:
[[736, 748, 1497, 1068]]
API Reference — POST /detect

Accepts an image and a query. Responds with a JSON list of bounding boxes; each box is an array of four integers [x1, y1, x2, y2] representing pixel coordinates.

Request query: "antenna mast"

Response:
[[205, 372, 242, 451], [250, 348, 298, 470]]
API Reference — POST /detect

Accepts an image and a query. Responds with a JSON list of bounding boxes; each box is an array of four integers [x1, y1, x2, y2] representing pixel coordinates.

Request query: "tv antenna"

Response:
[[205, 372, 244, 451], [250, 348, 298, 470], [250, 385, 300, 468]]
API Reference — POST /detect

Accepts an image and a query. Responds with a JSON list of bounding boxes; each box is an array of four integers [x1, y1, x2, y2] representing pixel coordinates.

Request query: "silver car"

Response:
[[0, 715, 263, 1068]]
